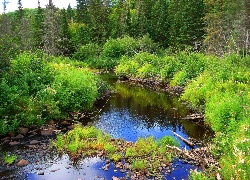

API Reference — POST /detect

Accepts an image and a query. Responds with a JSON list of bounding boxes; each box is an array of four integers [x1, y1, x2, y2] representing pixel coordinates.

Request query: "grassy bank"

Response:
[[53, 125, 179, 178], [114, 52, 250, 179]]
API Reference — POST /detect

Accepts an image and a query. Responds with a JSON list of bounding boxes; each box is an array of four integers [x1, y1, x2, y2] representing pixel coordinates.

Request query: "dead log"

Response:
[[171, 131, 195, 147], [166, 145, 193, 160]]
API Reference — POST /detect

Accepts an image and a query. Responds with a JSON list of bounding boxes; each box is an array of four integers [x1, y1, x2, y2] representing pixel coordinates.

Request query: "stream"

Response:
[[0, 73, 213, 180]]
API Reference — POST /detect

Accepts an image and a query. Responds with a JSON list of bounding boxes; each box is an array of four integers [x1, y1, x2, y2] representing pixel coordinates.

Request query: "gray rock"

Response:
[[30, 140, 40, 145], [40, 130, 53, 136], [9, 141, 20, 146]]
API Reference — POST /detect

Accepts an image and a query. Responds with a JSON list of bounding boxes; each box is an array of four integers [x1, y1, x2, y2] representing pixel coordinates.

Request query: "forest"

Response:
[[0, 0, 249, 179]]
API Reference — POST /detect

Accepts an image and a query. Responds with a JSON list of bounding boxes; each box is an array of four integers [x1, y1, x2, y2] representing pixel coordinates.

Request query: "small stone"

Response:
[[61, 120, 71, 125], [27, 145, 36, 149], [112, 177, 119, 180], [106, 160, 110, 164], [9, 141, 20, 146], [67, 125, 74, 130], [30, 140, 40, 145], [17, 159, 29, 167], [1, 137, 10, 141], [37, 172, 44, 175], [19, 127, 29, 135], [40, 130, 53, 136], [11, 134, 24, 140], [50, 170, 57, 172]]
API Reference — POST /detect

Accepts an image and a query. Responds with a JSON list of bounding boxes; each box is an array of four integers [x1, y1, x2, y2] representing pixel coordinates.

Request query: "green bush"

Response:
[[73, 43, 101, 61], [115, 52, 161, 80], [0, 52, 103, 135], [51, 64, 98, 112]]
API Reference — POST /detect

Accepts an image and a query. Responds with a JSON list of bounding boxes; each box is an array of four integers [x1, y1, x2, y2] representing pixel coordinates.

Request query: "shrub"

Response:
[[0, 52, 103, 134], [51, 64, 98, 112], [101, 36, 138, 58], [160, 136, 179, 146], [73, 43, 101, 61]]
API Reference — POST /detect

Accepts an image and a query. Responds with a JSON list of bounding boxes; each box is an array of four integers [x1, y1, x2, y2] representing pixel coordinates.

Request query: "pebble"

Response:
[[17, 159, 29, 167], [37, 172, 44, 175], [40, 130, 53, 136], [30, 140, 40, 145], [9, 141, 20, 146]]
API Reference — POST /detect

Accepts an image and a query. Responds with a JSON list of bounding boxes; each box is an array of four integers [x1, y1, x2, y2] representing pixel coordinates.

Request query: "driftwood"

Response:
[[171, 131, 195, 147], [166, 145, 218, 167], [182, 113, 204, 121]]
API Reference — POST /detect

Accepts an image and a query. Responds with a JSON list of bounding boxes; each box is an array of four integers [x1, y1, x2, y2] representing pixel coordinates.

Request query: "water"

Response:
[[0, 72, 213, 180]]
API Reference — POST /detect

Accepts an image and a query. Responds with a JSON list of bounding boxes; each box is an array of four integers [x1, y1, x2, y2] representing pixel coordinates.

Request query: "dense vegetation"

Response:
[[0, 0, 249, 179], [54, 125, 178, 178]]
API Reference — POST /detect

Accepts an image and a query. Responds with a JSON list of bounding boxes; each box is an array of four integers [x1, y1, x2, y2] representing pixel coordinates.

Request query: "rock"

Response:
[[67, 125, 74, 130], [7, 132, 15, 137], [37, 172, 44, 175], [112, 177, 119, 180], [2, 140, 10, 144], [19, 127, 29, 135], [47, 120, 56, 125], [17, 159, 29, 167], [11, 134, 24, 140], [120, 169, 126, 173], [27, 145, 36, 149], [30, 140, 40, 145], [40, 130, 53, 136], [123, 163, 131, 170], [106, 160, 110, 164], [1, 137, 10, 141], [61, 120, 71, 126], [87, 122, 93, 126], [9, 141, 20, 146]]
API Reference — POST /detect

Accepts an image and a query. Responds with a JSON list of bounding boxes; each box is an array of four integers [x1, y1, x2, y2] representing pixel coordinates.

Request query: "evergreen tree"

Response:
[[33, 0, 44, 49], [60, 8, 74, 56], [151, 0, 170, 47], [204, 0, 249, 55], [42, 0, 62, 56], [66, 3, 75, 22], [169, 0, 205, 50]]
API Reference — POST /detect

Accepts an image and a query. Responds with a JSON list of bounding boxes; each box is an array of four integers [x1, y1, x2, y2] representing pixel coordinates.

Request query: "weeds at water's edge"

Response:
[[52, 125, 178, 177], [52, 125, 215, 179]]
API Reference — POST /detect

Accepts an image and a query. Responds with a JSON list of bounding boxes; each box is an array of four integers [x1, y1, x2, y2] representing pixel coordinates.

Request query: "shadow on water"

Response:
[[0, 72, 213, 180]]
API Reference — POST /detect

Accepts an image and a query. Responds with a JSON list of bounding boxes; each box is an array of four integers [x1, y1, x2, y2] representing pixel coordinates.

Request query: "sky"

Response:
[[1, 0, 77, 13]]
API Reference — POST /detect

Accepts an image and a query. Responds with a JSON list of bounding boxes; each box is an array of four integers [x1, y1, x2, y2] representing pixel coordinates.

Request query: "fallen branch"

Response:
[[171, 131, 195, 147]]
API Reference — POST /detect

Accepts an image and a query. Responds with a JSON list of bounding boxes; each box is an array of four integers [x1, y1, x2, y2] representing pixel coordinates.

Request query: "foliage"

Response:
[[181, 54, 250, 179], [3, 154, 17, 165], [0, 52, 102, 135], [73, 43, 100, 61], [54, 125, 176, 176]]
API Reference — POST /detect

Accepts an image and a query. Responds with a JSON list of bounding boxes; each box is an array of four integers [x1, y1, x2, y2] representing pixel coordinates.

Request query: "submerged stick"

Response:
[[171, 131, 195, 147]]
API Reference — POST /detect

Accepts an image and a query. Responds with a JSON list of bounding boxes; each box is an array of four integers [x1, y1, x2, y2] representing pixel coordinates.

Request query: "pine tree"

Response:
[[60, 8, 73, 56], [204, 0, 249, 55], [33, 0, 44, 49], [168, 0, 205, 50], [151, 0, 170, 47], [42, 0, 62, 56]]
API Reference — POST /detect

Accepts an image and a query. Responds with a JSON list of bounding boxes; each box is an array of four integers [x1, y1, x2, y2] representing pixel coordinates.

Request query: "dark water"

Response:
[[0, 73, 213, 180]]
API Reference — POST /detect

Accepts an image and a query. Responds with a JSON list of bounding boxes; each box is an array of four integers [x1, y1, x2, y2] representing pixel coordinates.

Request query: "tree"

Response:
[[60, 8, 74, 56], [169, 0, 205, 50], [33, 0, 44, 49], [204, 0, 249, 55], [42, 0, 62, 56], [151, 0, 170, 47]]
